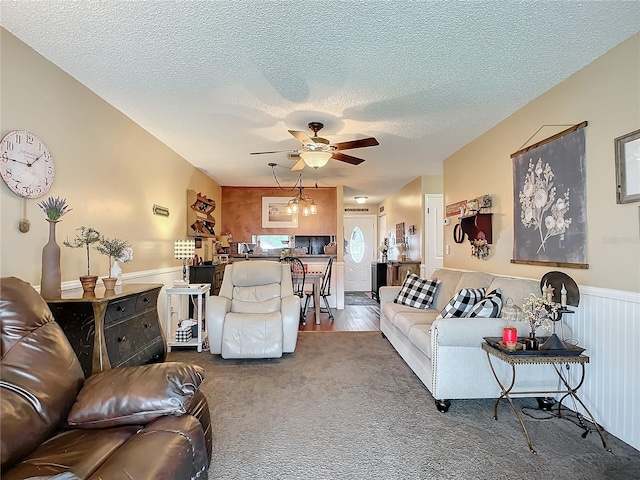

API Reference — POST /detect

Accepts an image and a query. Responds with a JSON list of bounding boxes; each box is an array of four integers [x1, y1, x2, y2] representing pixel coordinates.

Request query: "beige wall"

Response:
[[379, 177, 423, 261], [443, 34, 640, 292], [0, 29, 221, 285]]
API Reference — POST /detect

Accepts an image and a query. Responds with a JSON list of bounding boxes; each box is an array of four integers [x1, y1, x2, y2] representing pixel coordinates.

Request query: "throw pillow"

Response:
[[468, 289, 503, 318], [437, 287, 487, 318], [68, 362, 204, 429], [394, 273, 441, 309]]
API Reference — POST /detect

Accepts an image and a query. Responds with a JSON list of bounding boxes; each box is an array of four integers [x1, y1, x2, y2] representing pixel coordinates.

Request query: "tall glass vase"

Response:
[[40, 219, 61, 299]]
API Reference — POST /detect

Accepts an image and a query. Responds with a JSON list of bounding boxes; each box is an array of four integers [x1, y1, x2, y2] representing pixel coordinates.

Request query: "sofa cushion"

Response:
[[393, 310, 439, 337], [430, 269, 464, 311], [382, 301, 423, 325], [67, 362, 204, 429], [487, 276, 538, 309], [437, 288, 486, 318], [454, 271, 495, 291], [0, 277, 85, 471], [394, 273, 440, 309], [407, 324, 432, 359], [1, 426, 139, 480], [468, 289, 503, 318]]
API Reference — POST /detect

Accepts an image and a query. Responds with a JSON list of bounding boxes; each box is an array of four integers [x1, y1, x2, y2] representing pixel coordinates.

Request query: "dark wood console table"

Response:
[[482, 341, 609, 454], [46, 284, 166, 378]]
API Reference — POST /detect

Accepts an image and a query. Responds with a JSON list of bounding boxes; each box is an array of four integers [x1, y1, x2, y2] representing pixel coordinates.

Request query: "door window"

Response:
[[350, 226, 365, 263]]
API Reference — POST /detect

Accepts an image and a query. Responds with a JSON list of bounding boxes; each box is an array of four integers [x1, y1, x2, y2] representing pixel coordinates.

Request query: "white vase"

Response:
[[111, 260, 123, 285]]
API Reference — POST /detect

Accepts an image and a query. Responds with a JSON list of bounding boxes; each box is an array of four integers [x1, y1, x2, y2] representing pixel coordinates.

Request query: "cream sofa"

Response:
[[380, 268, 567, 412]]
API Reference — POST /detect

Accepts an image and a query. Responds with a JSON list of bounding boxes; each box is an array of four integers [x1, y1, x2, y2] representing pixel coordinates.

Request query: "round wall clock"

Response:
[[0, 130, 54, 199]]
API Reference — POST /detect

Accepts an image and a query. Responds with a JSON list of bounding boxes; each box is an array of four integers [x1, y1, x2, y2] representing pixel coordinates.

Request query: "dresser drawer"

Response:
[[118, 338, 165, 369], [104, 312, 163, 366], [105, 296, 137, 324], [135, 288, 160, 313]]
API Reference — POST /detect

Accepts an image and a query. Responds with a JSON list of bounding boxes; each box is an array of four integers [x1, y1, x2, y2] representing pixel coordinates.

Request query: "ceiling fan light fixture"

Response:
[[355, 196, 368, 204], [300, 150, 332, 168]]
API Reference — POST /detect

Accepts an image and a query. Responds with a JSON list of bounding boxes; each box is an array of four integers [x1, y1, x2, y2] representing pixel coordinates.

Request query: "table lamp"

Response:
[[174, 239, 195, 286]]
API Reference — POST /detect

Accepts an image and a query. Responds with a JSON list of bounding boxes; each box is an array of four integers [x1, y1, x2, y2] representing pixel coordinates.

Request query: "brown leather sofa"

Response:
[[0, 277, 212, 479]]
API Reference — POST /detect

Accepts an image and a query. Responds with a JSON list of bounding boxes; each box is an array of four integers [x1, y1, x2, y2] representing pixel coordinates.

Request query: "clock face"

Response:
[[0, 130, 54, 199]]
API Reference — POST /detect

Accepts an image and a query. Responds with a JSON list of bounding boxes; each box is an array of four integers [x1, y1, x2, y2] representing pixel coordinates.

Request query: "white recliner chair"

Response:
[[206, 261, 300, 359]]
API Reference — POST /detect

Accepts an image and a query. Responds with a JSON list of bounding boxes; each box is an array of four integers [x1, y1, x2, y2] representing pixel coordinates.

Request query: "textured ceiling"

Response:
[[2, 1, 639, 203]]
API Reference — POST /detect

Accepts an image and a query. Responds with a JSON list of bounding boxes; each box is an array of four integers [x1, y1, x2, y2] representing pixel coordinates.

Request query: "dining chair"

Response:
[[279, 256, 307, 325], [303, 257, 334, 322]]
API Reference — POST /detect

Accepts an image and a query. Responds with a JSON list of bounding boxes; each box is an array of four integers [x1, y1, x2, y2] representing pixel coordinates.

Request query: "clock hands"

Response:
[[28, 153, 44, 166], [2, 154, 44, 166], [3, 155, 30, 166]]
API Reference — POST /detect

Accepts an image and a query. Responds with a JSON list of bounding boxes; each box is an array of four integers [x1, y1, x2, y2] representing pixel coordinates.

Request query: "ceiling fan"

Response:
[[250, 122, 379, 170]]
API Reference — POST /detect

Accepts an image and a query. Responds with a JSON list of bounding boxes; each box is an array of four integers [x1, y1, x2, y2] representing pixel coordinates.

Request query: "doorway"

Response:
[[424, 194, 444, 277], [343, 215, 376, 292]]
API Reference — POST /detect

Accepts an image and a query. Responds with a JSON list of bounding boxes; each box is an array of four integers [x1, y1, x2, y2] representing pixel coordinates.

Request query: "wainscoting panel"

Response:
[[562, 286, 640, 452]]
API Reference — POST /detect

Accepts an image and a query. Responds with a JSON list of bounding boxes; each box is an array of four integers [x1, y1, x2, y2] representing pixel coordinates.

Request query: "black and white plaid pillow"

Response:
[[437, 287, 487, 318], [394, 273, 440, 309], [468, 289, 503, 318]]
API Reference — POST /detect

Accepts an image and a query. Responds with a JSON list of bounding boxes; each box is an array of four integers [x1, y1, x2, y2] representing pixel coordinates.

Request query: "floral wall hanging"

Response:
[[511, 122, 588, 268]]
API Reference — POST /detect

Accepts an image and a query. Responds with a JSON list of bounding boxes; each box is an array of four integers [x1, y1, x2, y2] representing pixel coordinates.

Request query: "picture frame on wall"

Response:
[[511, 123, 588, 268], [615, 128, 640, 204], [262, 197, 298, 228]]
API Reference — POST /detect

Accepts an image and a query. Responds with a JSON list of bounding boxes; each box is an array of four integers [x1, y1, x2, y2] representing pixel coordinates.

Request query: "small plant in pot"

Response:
[[95, 236, 131, 290], [63, 226, 100, 293]]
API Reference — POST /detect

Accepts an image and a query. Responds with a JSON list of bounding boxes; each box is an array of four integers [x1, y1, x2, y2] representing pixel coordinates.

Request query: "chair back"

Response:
[[320, 257, 334, 297], [280, 256, 306, 298]]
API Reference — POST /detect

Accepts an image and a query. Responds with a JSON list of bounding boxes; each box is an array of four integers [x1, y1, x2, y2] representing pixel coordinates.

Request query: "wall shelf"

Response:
[[459, 213, 493, 244]]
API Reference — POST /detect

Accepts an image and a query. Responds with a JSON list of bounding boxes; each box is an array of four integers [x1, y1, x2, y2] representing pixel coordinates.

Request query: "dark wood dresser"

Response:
[[371, 262, 387, 302], [189, 263, 226, 296], [46, 284, 166, 378]]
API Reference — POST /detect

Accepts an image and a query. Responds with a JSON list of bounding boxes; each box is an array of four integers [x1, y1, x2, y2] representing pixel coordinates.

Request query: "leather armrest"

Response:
[[67, 362, 204, 429]]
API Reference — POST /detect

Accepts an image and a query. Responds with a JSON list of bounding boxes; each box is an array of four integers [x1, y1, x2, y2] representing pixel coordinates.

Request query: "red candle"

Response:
[[502, 327, 518, 345]]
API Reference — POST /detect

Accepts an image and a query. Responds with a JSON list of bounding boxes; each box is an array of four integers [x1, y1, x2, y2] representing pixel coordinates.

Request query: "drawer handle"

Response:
[[118, 336, 127, 342], [143, 297, 150, 303], [117, 306, 126, 312], [144, 323, 150, 328]]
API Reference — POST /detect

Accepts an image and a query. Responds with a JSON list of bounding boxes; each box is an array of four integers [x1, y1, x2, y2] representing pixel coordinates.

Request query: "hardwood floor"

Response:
[[298, 293, 380, 332]]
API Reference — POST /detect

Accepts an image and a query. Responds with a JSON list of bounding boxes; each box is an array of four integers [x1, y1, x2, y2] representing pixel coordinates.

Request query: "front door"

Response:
[[344, 215, 376, 291]]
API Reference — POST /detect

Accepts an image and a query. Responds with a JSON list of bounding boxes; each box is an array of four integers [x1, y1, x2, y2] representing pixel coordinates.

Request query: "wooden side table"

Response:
[[165, 283, 210, 352], [482, 341, 610, 454]]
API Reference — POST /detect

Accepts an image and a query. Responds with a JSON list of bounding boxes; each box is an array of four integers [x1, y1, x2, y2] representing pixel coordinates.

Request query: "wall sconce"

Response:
[[355, 196, 368, 204], [153, 204, 170, 217]]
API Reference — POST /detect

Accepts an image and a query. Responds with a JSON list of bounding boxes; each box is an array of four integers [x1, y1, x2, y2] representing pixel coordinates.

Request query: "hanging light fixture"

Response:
[[354, 196, 368, 204], [269, 163, 318, 216]]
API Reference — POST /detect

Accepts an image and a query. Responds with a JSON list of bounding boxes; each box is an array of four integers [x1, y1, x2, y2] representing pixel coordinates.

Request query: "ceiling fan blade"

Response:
[[288, 130, 316, 146], [291, 159, 306, 171], [250, 149, 295, 155], [332, 151, 365, 165], [332, 137, 379, 151]]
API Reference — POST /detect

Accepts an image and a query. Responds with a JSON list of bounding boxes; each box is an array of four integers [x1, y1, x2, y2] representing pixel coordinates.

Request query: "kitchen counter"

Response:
[[229, 254, 336, 261]]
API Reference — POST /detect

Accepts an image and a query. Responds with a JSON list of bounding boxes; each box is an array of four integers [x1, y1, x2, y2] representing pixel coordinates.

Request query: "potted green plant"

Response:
[[63, 226, 100, 293], [95, 236, 131, 290]]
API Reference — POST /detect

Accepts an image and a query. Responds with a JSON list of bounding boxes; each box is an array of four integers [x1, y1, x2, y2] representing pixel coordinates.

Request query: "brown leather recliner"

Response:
[[0, 277, 212, 479]]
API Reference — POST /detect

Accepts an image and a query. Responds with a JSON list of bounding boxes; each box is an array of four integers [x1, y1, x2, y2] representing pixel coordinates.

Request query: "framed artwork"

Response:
[[615, 128, 640, 204], [511, 123, 588, 268], [262, 197, 298, 228]]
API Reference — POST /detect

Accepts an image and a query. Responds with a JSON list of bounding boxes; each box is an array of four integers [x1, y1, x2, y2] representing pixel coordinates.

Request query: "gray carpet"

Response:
[[168, 332, 640, 480], [344, 291, 379, 306]]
